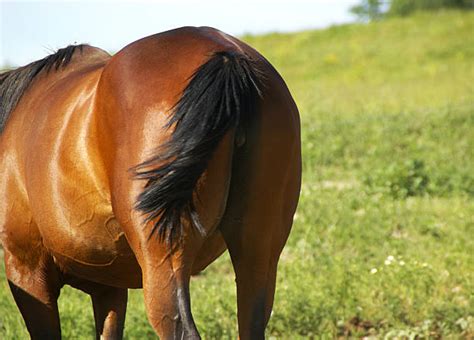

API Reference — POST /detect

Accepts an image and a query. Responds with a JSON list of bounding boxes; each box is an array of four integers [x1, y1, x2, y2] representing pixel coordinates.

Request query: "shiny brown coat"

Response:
[[0, 27, 301, 339]]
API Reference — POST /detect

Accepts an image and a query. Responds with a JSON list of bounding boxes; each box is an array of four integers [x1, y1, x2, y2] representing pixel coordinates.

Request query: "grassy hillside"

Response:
[[1, 10, 473, 338]]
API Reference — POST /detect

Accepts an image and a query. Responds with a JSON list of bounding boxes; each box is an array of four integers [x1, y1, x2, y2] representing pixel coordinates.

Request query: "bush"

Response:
[[388, 0, 473, 17], [351, 0, 473, 20], [363, 159, 430, 199]]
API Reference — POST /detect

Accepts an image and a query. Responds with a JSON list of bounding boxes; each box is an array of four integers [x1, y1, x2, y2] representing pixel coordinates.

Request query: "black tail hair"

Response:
[[132, 51, 263, 244]]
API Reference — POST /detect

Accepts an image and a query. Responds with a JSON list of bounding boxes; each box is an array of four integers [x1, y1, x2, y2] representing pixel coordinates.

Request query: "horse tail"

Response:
[[133, 51, 264, 244]]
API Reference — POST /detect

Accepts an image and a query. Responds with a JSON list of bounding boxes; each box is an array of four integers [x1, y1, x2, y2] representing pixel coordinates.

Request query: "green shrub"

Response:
[[363, 159, 430, 198], [388, 0, 473, 17], [351, 0, 473, 20]]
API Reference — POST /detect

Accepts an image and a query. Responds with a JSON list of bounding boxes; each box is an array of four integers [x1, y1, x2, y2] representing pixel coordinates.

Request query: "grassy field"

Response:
[[1, 10, 473, 339]]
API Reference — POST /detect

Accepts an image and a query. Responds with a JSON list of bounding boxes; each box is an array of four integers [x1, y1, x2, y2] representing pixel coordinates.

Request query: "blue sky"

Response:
[[1, 0, 359, 67]]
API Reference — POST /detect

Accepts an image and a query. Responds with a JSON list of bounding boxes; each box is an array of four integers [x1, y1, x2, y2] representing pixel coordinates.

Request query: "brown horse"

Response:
[[0, 27, 301, 339]]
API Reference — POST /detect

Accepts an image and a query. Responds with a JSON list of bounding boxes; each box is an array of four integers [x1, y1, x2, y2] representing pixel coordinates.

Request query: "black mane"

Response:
[[0, 44, 86, 133]]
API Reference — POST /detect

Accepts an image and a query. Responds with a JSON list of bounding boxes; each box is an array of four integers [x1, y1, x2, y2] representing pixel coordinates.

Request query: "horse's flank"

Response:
[[0, 44, 141, 286]]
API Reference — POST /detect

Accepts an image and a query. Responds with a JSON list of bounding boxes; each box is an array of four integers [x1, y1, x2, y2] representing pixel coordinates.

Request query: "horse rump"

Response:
[[132, 51, 264, 244]]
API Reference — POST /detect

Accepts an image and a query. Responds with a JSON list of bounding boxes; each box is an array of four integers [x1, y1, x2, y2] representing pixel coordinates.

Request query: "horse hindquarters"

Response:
[[101, 40, 263, 337]]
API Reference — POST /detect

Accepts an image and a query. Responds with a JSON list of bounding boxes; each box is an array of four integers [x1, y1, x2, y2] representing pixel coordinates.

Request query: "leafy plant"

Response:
[[363, 159, 430, 198], [389, 0, 473, 17]]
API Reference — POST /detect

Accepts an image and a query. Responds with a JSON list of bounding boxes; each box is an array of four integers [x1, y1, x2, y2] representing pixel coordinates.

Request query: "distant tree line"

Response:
[[351, 0, 473, 21]]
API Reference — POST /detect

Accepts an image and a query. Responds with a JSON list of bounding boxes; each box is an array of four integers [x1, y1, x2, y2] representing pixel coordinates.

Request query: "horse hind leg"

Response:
[[220, 106, 301, 339], [90, 286, 128, 340], [129, 132, 236, 339], [63, 275, 128, 340], [4, 247, 63, 339], [220, 208, 289, 340], [138, 252, 199, 339]]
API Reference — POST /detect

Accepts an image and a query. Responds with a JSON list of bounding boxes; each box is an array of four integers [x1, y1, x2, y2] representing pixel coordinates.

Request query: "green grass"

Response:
[[1, 10, 474, 338]]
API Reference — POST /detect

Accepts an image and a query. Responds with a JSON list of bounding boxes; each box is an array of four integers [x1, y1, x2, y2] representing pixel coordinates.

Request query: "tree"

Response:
[[350, 0, 384, 21]]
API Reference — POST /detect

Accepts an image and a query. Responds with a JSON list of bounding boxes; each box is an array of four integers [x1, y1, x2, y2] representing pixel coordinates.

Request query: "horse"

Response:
[[0, 27, 301, 339]]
